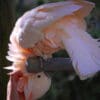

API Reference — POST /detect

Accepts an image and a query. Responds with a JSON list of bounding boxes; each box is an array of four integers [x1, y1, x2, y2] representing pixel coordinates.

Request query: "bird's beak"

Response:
[[7, 70, 51, 100], [7, 71, 26, 100]]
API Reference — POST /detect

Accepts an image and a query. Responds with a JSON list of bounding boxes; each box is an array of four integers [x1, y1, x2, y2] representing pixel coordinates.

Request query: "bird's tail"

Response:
[[62, 28, 100, 80]]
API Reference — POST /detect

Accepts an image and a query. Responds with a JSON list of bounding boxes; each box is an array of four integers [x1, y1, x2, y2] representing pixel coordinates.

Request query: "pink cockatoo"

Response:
[[6, 0, 100, 100]]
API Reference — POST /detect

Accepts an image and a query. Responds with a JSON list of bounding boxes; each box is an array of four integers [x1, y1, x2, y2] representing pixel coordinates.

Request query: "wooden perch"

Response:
[[26, 57, 74, 73]]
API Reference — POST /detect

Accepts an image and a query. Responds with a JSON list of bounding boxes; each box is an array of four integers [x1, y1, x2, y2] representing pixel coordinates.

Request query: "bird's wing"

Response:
[[10, 0, 82, 49], [72, 0, 95, 18]]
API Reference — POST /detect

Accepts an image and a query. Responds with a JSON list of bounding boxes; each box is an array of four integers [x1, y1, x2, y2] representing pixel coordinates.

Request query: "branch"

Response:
[[26, 57, 74, 74]]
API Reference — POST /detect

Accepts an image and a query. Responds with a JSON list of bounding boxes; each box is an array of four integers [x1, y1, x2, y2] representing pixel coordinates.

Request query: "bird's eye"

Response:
[[37, 74, 41, 78]]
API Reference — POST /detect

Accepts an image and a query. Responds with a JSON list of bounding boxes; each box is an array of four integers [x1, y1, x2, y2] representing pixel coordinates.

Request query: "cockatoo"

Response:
[[6, 0, 100, 100]]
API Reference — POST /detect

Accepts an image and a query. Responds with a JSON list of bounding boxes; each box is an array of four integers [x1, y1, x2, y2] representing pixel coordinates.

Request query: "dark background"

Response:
[[0, 0, 100, 100]]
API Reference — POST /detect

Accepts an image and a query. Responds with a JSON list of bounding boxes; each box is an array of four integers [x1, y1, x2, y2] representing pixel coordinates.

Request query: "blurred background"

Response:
[[0, 0, 100, 100]]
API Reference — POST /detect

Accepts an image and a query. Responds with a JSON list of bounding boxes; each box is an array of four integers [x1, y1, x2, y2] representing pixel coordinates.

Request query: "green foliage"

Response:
[[89, 0, 100, 8], [37, 0, 45, 5]]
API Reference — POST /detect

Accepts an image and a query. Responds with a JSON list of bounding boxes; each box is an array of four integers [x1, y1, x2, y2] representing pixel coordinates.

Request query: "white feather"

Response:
[[12, 1, 82, 48], [62, 26, 100, 80]]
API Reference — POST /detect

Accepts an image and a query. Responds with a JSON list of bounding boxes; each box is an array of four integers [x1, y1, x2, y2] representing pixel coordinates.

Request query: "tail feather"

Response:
[[62, 29, 100, 80]]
